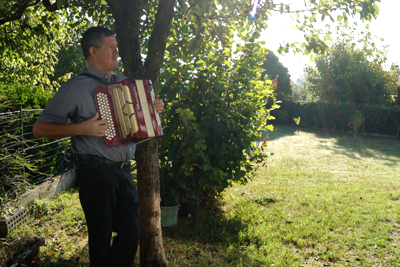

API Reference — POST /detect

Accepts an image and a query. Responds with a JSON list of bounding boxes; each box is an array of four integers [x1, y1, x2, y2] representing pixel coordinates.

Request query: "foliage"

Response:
[[292, 76, 317, 102], [293, 116, 301, 134], [0, 86, 71, 208], [0, 0, 383, 89], [0, 3, 65, 90], [305, 23, 399, 105], [293, 117, 301, 126], [261, 50, 293, 102], [0, 140, 35, 216], [0, 86, 36, 214], [0, 0, 114, 90], [351, 110, 365, 131], [350, 110, 365, 138], [160, 33, 276, 200], [27, 197, 58, 218], [0, 83, 54, 112], [50, 42, 88, 84], [160, 173, 181, 206]]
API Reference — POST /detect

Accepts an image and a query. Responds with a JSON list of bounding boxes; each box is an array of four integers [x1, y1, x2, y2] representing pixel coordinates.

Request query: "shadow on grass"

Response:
[[265, 125, 400, 167], [28, 201, 259, 266], [162, 202, 267, 266], [31, 244, 90, 267]]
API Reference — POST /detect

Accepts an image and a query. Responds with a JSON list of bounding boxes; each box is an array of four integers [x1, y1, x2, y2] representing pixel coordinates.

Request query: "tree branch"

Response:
[[0, 0, 39, 26], [143, 0, 177, 88], [107, 0, 147, 79]]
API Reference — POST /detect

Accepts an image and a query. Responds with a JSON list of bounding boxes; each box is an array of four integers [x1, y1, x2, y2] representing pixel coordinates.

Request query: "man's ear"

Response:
[[89, 47, 97, 58]]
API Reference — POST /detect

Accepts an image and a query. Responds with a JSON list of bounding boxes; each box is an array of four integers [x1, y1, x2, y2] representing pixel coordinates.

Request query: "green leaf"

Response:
[[310, 54, 315, 63], [181, 25, 189, 35], [0, 0, 5, 9], [279, 3, 284, 14]]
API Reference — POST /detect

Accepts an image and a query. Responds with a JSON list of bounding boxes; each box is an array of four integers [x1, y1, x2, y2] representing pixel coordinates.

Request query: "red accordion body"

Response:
[[94, 79, 163, 146]]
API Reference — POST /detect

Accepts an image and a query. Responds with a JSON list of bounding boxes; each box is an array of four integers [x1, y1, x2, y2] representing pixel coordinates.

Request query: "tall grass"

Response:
[[9, 125, 400, 266]]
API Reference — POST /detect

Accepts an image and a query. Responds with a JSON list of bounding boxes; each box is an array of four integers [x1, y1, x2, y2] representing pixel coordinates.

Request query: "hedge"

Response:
[[271, 101, 400, 137]]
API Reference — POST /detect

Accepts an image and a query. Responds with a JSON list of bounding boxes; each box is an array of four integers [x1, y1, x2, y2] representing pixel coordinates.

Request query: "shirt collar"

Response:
[[86, 65, 117, 84]]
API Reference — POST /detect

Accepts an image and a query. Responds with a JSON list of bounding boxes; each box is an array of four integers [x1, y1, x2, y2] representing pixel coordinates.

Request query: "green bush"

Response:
[[27, 198, 58, 217], [159, 43, 275, 201], [0, 83, 54, 112]]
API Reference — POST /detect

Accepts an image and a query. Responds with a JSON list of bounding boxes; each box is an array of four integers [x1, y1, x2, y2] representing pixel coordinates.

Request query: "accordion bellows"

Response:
[[94, 79, 163, 146]]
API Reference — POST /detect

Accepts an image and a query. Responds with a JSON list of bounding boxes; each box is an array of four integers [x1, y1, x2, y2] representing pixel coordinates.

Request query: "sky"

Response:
[[259, 0, 399, 82]]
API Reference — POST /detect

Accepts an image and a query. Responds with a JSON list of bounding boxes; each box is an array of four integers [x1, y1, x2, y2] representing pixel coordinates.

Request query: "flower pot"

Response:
[[160, 204, 179, 227], [179, 200, 200, 218], [0, 207, 28, 238]]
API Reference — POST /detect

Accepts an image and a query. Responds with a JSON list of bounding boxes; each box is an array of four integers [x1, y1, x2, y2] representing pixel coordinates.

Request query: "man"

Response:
[[33, 26, 164, 267]]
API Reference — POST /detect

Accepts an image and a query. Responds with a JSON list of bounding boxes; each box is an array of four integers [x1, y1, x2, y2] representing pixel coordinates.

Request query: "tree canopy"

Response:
[[261, 50, 293, 102], [1, 0, 382, 89], [304, 23, 398, 105]]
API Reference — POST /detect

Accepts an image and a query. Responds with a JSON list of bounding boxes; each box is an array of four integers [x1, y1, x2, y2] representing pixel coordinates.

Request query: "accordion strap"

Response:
[[80, 72, 118, 85]]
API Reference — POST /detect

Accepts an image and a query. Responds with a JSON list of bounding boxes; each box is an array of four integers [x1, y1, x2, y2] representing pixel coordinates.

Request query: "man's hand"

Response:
[[33, 113, 109, 139], [154, 95, 164, 114], [81, 112, 109, 137]]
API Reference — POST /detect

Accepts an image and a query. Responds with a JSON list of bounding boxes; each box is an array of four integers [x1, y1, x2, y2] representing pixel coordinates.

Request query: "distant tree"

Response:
[[305, 23, 399, 105], [261, 50, 293, 102], [292, 76, 315, 102]]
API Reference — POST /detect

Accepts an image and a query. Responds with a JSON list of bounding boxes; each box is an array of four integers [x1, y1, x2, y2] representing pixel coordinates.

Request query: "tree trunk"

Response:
[[107, 0, 176, 265], [136, 139, 168, 267]]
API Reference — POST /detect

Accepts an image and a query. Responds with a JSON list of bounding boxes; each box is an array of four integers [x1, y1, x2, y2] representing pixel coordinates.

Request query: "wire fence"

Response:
[[0, 109, 73, 201]]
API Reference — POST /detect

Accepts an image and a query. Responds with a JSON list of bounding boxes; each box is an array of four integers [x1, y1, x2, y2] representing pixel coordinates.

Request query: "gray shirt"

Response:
[[37, 65, 136, 162]]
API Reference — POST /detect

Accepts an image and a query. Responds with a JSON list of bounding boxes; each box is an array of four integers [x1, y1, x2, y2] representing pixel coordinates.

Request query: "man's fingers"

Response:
[[154, 99, 164, 113]]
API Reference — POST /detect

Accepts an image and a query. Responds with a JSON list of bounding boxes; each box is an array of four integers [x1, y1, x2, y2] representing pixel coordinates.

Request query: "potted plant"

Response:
[[159, 173, 182, 227], [176, 165, 202, 219]]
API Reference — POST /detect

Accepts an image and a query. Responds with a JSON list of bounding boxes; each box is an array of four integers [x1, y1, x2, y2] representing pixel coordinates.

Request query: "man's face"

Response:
[[94, 35, 119, 73]]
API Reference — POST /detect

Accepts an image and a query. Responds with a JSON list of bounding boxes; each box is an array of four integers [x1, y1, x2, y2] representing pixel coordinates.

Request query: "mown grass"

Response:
[[8, 125, 400, 266]]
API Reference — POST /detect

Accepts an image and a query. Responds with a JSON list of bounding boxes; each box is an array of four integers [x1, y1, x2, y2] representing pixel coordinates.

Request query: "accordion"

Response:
[[94, 79, 163, 146]]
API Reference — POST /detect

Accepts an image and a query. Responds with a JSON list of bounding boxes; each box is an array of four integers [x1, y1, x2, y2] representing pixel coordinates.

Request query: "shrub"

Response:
[[0, 83, 54, 112], [27, 198, 58, 218], [159, 43, 275, 201]]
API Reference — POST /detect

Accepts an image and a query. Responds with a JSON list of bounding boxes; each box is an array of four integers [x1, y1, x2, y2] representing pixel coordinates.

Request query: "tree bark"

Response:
[[136, 139, 168, 267]]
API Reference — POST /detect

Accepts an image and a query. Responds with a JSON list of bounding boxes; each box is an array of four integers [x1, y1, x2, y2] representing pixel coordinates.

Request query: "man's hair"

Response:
[[81, 27, 116, 59]]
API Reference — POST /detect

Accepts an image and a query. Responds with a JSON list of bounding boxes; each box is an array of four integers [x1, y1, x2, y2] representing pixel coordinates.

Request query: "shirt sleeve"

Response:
[[37, 79, 80, 124]]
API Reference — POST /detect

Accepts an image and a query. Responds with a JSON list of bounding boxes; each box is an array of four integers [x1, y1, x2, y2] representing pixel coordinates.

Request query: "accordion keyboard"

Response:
[[96, 92, 117, 140], [150, 89, 162, 127]]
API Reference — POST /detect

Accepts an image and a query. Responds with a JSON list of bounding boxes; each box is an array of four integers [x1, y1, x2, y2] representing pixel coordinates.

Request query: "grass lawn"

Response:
[[6, 125, 400, 266]]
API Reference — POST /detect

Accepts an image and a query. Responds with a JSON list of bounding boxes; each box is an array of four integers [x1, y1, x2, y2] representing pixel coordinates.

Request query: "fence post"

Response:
[[20, 107, 25, 179]]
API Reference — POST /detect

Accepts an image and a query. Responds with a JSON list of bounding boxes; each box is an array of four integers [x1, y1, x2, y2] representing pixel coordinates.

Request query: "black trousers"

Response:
[[76, 157, 140, 267]]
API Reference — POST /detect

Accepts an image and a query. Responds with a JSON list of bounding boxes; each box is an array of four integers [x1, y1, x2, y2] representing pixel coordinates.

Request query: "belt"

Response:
[[75, 154, 131, 169]]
